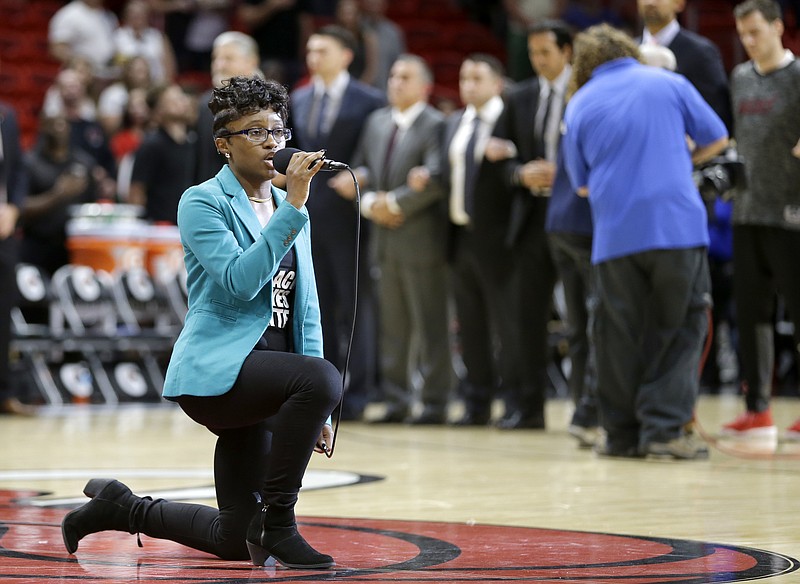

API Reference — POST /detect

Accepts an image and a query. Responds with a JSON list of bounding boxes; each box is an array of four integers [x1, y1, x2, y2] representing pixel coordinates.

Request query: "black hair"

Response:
[[313, 24, 358, 53], [463, 53, 506, 78], [209, 76, 289, 137], [527, 19, 575, 51]]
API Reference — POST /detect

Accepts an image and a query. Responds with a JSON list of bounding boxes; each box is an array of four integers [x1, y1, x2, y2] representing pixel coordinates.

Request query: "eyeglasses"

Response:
[[218, 127, 292, 143]]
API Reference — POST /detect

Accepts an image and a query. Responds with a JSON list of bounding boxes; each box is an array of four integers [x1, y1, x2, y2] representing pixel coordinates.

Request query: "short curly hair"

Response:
[[569, 24, 642, 96], [209, 76, 289, 138]]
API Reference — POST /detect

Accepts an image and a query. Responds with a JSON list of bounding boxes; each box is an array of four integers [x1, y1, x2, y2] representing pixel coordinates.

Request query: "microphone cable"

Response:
[[324, 166, 360, 458]]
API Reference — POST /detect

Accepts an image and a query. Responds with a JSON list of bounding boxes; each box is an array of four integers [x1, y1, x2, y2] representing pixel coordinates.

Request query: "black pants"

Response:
[[136, 351, 341, 560], [0, 236, 19, 398], [508, 224, 558, 417], [548, 232, 598, 427], [450, 227, 518, 413], [733, 225, 800, 411], [594, 247, 710, 449]]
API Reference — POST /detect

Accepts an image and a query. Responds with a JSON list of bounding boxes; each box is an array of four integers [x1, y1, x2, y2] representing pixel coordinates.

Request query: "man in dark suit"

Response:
[[331, 54, 452, 424], [639, 0, 733, 130], [291, 25, 386, 421], [195, 32, 262, 183], [442, 54, 520, 426], [0, 100, 35, 415], [487, 28, 563, 430], [492, 20, 597, 438]]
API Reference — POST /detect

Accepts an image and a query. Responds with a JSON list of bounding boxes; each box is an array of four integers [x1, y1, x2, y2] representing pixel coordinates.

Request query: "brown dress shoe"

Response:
[[0, 397, 38, 417]]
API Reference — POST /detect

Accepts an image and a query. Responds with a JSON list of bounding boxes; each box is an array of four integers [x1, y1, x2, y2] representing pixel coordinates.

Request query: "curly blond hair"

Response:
[[569, 24, 643, 96]]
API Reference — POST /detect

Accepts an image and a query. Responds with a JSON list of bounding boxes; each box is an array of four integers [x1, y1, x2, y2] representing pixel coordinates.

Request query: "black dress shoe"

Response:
[[495, 411, 545, 430], [451, 410, 490, 426], [594, 441, 645, 459], [406, 408, 446, 425], [338, 407, 364, 422], [0, 397, 38, 417], [369, 407, 408, 424]]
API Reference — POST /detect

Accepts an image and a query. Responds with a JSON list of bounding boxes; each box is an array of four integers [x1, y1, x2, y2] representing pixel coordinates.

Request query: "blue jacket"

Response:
[[163, 165, 323, 398]]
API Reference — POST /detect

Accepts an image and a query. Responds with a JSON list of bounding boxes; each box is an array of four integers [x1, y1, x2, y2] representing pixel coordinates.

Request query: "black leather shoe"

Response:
[[369, 407, 408, 424], [451, 410, 490, 426], [594, 441, 645, 459], [0, 397, 38, 417], [406, 408, 446, 425], [495, 411, 545, 430], [338, 407, 364, 422]]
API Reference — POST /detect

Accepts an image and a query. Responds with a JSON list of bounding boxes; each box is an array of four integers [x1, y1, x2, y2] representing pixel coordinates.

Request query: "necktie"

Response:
[[381, 122, 399, 190], [536, 87, 554, 158], [313, 91, 330, 140], [463, 115, 481, 218]]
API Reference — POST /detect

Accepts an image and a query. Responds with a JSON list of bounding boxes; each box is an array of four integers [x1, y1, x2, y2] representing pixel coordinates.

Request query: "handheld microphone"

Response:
[[272, 147, 349, 174]]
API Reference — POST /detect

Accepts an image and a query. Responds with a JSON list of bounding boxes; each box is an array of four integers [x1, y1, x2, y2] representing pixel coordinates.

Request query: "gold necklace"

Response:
[[248, 194, 273, 203]]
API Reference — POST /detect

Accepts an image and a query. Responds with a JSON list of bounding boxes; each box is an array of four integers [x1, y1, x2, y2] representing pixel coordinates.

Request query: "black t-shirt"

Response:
[[131, 127, 197, 224], [255, 247, 297, 352], [23, 148, 97, 242]]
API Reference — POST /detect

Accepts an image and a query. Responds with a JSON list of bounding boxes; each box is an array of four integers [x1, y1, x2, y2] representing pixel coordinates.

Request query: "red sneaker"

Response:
[[785, 418, 800, 442], [721, 410, 777, 439]]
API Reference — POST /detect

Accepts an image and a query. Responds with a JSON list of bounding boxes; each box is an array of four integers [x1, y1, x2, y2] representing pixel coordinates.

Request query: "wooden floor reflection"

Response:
[[0, 394, 798, 583]]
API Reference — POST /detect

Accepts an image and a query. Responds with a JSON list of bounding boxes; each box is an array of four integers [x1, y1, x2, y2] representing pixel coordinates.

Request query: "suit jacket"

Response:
[[163, 165, 323, 398], [442, 106, 515, 258], [194, 88, 224, 183], [354, 104, 447, 265], [496, 79, 551, 248], [290, 78, 386, 241], [668, 28, 733, 132], [0, 103, 29, 207]]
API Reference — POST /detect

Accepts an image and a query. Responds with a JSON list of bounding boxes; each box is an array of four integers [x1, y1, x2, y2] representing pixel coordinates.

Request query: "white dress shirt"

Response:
[[311, 71, 350, 136], [361, 100, 427, 217], [448, 95, 504, 225], [641, 19, 680, 47], [537, 64, 571, 164]]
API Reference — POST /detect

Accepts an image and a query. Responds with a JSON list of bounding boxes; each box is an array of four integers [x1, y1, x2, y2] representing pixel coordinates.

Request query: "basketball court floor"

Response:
[[0, 394, 798, 583]]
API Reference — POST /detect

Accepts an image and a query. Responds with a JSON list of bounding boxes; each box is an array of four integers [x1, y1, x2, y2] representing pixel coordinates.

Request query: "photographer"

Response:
[[694, 150, 745, 391]]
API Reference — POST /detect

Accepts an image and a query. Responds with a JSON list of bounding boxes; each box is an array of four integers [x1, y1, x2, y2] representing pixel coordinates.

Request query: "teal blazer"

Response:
[[163, 165, 323, 398]]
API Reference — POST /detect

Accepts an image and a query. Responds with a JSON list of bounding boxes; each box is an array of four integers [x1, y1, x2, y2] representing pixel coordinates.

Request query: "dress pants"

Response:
[[377, 255, 452, 414], [0, 236, 19, 399], [508, 222, 558, 419], [451, 227, 519, 414], [548, 232, 598, 427], [311, 227, 376, 417]]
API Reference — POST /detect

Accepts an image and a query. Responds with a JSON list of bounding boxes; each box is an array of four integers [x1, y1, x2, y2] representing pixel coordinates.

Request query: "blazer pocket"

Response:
[[211, 298, 242, 315]]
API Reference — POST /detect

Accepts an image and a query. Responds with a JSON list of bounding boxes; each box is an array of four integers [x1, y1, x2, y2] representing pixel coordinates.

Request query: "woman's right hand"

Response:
[[283, 149, 327, 210]]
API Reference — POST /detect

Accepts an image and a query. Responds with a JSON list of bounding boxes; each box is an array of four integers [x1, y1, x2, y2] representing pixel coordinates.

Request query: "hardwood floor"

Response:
[[0, 394, 798, 583]]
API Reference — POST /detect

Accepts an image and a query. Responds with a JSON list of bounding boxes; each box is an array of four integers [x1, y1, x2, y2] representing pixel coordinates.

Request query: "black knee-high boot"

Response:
[[245, 499, 334, 569], [62, 479, 229, 558], [62, 479, 146, 553]]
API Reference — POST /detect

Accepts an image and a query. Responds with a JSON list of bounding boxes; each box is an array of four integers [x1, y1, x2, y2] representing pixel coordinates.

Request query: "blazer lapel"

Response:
[[217, 166, 263, 243]]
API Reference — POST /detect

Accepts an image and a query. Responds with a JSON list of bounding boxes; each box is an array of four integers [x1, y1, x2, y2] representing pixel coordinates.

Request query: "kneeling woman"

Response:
[[61, 76, 342, 569]]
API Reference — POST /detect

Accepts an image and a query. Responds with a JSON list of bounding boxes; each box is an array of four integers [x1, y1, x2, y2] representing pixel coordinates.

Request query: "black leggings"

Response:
[[134, 351, 342, 560]]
